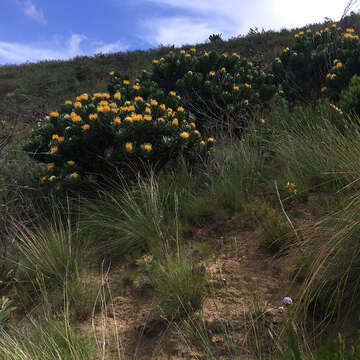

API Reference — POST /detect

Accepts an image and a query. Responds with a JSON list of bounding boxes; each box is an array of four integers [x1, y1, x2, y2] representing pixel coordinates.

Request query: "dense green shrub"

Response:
[[23, 90, 212, 192], [109, 49, 276, 135], [338, 74, 360, 114], [272, 24, 360, 105], [150, 49, 276, 135]]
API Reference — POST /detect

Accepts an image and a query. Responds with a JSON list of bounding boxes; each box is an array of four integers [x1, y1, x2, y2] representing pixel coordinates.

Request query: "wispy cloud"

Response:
[[0, 34, 130, 64], [66, 34, 87, 57], [141, 0, 349, 47], [94, 40, 129, 54], [0, 34, 88, 64], [143, 16, 226, 46], [17, 0, 47, 25]]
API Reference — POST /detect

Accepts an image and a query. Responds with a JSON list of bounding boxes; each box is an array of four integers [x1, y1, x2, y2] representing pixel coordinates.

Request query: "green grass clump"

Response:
[[151, 255, 208, 321]]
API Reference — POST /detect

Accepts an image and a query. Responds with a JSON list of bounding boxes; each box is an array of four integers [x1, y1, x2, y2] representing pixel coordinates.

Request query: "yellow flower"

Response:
[[47, 163, 55, 170], [177, 106, 184, 112], [123, 80, 130, 85], [180, 49, 186, 54], [260, 118, 265, 124], [74, 101, 82, 108], [283, 47, 290, 52], [71, 114, 81, 123], [99, 100, 109, 106], [333, 58, 339, 64], [279, 90, 284, 95], [133, 85, 140, 91], [172, 118, 179, 126], [247, 61, 253, 66], [48, 175, 56, 182], [336, 62, 343, 69], [70, 172, 79, 179], [190, 122, 196, 128], [220, 67, 226, 72], [144, 115, 152, 121], [275, 57, 281, 62], [58, 136, 64, 143], [200, 140, 205, 146], [135, 96, 144, 102], [145, 107, 151, 114], [114, 92, 121, 100], [125, 142, 133, 152], [114, 116, 121, 124], [185, 53, 191, 58], [193, 130, 201, 136], [169, 91, 176, 96], [158, 117, 165, 122], [306, 28, 312, 32], [299, 31, 304, 35], [144, 143, 152, 151], [82, 124, 90, 131], [125, 116, 133, 123], [50, 112, 59, 117], [160, 104, 166, 110], [152, 59, 159, 64], [190, 48, 196, 53], [233, 86, 239, 91], [40, 176, 47, 183], [132, 113, 143, 121], [232, 52, 240, 58], [244, 83, 252, 88], [180, 132, 189, 139], [52, 134, 59, 140], [321, 86, 327, 92], [207, 137, 214, 142], [89, 113, 98, 120], [209, 71, 216, 76], [109, 71, 114, 76], [67, 160, 75, 166], [97, 105, 111, 112], [294, 34, 299, 38], [50, 146, 58, 153], [244, 99, 249, 105], [65, 100, 72, 105], [151, 99, 158, 106], [346, 28, 355, 33]]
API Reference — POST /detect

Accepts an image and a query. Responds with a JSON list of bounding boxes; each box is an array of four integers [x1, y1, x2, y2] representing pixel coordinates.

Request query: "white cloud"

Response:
[[94, 40, 128, 54], [66, 34, 87, 57], [143, 17, 226, 46], [0, 34, 88, 64], [17, 0, 47, 25], [0, 34, 130, 64], [0, 42, 63, 64], [142, 0, 352, 46]]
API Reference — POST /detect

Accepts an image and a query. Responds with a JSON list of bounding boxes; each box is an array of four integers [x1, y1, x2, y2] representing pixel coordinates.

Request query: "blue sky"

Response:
[[0, 0, 353, 65]]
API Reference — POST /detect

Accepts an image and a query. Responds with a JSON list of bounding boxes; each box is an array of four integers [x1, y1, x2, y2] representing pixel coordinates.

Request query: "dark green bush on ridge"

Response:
[[272, 24, 360, 109], [108, 49, 276, 136]]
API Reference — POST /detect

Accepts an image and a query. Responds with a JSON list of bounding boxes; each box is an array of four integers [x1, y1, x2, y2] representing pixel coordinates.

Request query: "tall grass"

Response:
[[274, 102, 360, 192], [81, 175, 174, 262], [14, 206, 88, 294]]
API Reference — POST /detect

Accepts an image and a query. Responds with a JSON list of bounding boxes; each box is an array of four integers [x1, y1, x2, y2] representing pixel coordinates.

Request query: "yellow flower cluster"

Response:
[[76, 93, 89, 101], [286, 182, 297, 195], [50, 112, 59, 117], [93, 93, 110, 99]]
